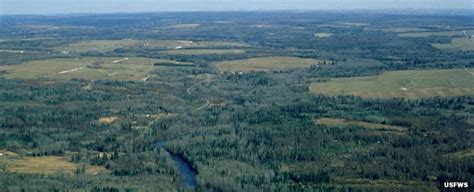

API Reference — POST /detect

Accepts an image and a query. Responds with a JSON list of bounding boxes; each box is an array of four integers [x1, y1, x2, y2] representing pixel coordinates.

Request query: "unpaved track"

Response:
[[465, 67, 474, 77], [196, 99, 210, 111], [58, 67, 85, 74], [113, 58, 128, 63], [186, 74, 212, 111], [186, 75, 230, 111]]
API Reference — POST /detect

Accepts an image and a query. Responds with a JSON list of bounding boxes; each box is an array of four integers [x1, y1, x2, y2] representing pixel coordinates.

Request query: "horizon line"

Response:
[[1, 8, 473, 17]]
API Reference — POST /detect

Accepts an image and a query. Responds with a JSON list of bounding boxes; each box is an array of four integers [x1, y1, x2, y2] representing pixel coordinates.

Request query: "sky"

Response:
[[0, 0, 472, 15]]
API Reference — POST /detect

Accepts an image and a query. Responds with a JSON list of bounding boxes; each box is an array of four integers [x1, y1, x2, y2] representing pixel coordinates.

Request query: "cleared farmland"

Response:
[[1, 154, 107, 175], [309, 68, 474, 99], [161, 49, 246, 55], [213, 56, 320, 72], [432, 38, 474, 51], [314, 118, 408, 132], [314, 33, 332, 38], [55, 39, 142, 52], [398, 30, 474, 37], [54, 40, 250, 53], [445, 148, 474, 159], [382, 27, 428, 33], [168, 24, 200, 28], [0, 49, 25, 54], [468, 118, 474, 125], [0, 57, 186, 81]]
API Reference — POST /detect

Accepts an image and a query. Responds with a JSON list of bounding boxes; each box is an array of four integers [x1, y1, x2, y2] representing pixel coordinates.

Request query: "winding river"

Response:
[[156, 140, 197, 189]]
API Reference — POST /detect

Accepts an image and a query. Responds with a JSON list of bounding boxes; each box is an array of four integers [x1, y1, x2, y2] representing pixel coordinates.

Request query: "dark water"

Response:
[[156, 140, 197, 189], [170, 154, 198, 188], [156, 140, 167, 147]]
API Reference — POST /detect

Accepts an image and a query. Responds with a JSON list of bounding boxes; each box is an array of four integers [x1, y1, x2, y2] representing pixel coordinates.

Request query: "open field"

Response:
[[0, 150, 19, 157], [99, 117, 119, 124], [398, 30, 474, 37], [468, 118, 474, 125], [251, 24, 273, 28], [0, 37, 56, 43], [432, 38, 474, 51], [1, 153, 108, 175], [161, 49, 246, 55], [0, 49, 25, 54], [309, 68, 474, 99], [214, 56, 320, 72], [168, 24, 200, 28], [445, 148, 474, 159], [0, 57, 182, 81], [54, 40, 250, 53], [338, 22, 370, 27], [18, 24, 97, 32], [314, 33, 332, 38], [382, 27, 428, 33], [314, 118, 408, 132], [55, 39, 142, 52]]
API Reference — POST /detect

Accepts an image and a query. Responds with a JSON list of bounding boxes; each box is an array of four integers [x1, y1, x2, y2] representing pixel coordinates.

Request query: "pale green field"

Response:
[[309, 68, 474, 99], [314, 118, 408, 132], [467, 118, 474, 125], [0, 37, 55, 43], [0, 57, 183, 81], [0, 49, 25, 53], [382, 27, 428, 33], [338, 22, 370, 27], [54, 40, 249, 53], [3, 155, 108, 176], [214, 56, 320, 72], [432, 38, 474, 51], [161, 49, 246, 55], [445, 148, 474, 158], [398, 30, 474, 37], [54, 39, 142, 52], [167, 24, 200, 28], [314, 33, 332, 38]]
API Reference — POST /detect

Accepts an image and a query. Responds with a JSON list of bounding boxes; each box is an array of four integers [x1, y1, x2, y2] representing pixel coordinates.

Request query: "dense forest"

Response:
[[0, 11, 473, 191]]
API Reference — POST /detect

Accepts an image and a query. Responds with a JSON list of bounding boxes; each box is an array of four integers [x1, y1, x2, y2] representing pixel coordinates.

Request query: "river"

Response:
[[156, 140, 197, 189]]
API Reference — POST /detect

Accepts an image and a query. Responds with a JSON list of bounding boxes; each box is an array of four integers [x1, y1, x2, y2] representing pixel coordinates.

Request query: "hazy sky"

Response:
[[0, 0, 472, 15]]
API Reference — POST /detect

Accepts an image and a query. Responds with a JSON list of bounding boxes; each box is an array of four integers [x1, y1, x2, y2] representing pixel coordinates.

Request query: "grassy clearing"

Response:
[[0, 37, 56, 43], [0, 150, 18, 157], [338, 22, 370, 27], [251, 24, 273, 28], [398, 30, 474, 37], [18, 24, 96, 31], [0, 57, 181, 81], [432, 38, 474, 51], [314, 33, 332, 38], [99, 117, 119, 124], [147, 113, 175, 121], [467, 118, 474, 125], [314, 118, 408, 132], [2, 155, 108, 175], [0, 49, 25, 54], [161, 49, 246, 55], [445, 149, 474, 159], [214, 56, 320, 72], [309, 68, 474, 99], [382, 27, 428, 33], [168, 24, 200, 28], [54, 40, 249, 53], [55, 39, 141, 52]]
